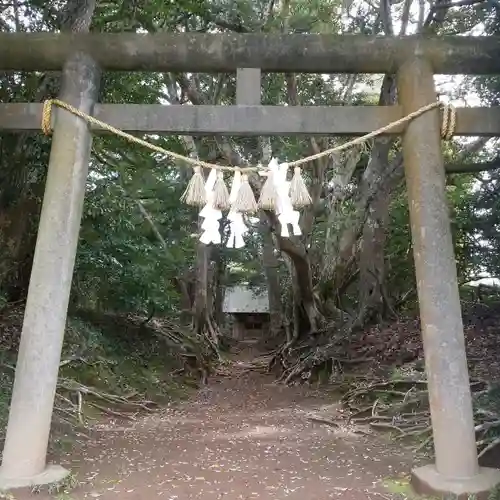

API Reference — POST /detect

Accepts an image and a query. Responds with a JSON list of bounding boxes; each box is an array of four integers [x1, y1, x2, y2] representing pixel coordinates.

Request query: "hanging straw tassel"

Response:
[[258, 170, 278, 210], [180, 166, 206, 206], [212, 170, 230, 210], [290, 166, 312, 207], [232, 174, 258, 213], [228, 170, 242, 204]]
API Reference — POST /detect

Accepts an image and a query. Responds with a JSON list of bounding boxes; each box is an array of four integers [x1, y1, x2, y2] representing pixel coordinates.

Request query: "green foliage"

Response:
[[74, 154, 197, 315], [386, 187, 413, 306], [61, 314, 190, 400], [0, 307, 192, 454]]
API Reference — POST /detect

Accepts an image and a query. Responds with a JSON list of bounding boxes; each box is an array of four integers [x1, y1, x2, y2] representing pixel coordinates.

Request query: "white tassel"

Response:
[[258, 158, 280, 210], [213, 170, 230, 210], [232, 174, 258, 213], [290, 166, 312, 207], [180, 166, 206, 206]]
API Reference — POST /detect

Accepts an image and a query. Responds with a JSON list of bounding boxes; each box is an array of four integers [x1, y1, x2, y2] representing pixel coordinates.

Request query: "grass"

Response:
[[382, 476, 439, 500], [31, 472, 79, 497], [382, 476, 414, 498], [488, 484, 500, 500]]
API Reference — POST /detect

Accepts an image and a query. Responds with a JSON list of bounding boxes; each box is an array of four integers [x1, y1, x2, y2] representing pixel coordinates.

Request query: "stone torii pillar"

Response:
[[397, 58, 500, 498], [0, 52, 100, 489]]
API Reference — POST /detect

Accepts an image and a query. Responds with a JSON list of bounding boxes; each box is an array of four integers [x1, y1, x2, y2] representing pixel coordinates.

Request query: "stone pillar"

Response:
[[397, 58, 500, 497], [0, 52, 100, 489]]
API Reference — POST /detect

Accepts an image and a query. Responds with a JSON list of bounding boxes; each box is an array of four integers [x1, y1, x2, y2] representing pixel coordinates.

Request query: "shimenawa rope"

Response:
[[41, 98, 456, 174]]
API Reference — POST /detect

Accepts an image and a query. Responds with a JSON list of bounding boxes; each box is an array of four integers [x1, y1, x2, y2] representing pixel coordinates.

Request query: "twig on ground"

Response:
[[308, 416, 341, 427], [88, 402, 137, 421]]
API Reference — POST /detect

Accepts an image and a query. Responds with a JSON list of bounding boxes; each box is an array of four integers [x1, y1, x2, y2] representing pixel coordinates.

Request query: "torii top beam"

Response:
[[0, 33, 499, 74]]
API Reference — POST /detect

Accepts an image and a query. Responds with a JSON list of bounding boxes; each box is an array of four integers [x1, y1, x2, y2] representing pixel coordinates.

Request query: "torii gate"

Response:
[[0, 33, 500, 497]]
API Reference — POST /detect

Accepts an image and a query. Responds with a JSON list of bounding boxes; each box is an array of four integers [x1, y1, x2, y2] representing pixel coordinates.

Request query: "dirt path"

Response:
[[19, 360, 418, 500]]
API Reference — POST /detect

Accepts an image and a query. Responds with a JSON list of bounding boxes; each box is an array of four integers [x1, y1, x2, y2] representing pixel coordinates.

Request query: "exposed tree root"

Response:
[[73, 310, 216, 380], [54, 377, 158, 428], [58, 313, 217, 424], [248, 306, 500, 461], [308, 374, 500, 456], [0, 306, 218, 446], [267, 329, 367, 384]]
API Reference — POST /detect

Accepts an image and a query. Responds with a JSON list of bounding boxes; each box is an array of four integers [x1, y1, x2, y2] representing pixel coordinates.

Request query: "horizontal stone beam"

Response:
[[445, 160, 500, 173], [1, 104, 499, 137], [0, 34, 499, 74]]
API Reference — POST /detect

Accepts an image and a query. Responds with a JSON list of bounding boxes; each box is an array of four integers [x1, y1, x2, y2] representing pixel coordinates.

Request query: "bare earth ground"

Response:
[[13, 350, 422, 500], [4, 303, 500, 500]]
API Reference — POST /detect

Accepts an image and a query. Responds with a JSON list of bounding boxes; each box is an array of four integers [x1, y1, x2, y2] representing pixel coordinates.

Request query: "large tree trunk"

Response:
[[357, 184, 392, 326], [269, 219, 320, 335], [172, 273, 194, 324], [319, 75, 399, 303], [260, 215, 284, 338], [343, 6, 457, 324], [319, 151, 404, 301], [211, 246, 226, 326], [193, 237, 221, 358], [194, 237, 210, 332]]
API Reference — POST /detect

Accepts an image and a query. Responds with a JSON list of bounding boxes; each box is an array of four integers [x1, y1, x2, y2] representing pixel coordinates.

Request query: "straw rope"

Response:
[[41, 98, 456, 173]]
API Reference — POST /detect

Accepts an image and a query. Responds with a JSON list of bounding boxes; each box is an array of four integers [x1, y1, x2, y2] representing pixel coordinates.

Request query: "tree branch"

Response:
[[380, 0, 394, 35], [399, 0, 413, 35]]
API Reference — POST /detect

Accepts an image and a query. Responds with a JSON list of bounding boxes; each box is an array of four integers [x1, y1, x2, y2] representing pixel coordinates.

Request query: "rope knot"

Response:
[[41, 99, 54, 136], [441, 103, 456, 141]]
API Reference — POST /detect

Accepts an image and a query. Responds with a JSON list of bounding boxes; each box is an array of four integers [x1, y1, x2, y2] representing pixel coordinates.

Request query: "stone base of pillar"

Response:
[[412, 464, 500, 499], [0, 464, 69, 490]]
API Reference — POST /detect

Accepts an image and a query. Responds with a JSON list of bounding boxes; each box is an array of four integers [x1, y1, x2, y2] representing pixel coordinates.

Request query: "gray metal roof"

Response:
[[223, 286, 269, 313]]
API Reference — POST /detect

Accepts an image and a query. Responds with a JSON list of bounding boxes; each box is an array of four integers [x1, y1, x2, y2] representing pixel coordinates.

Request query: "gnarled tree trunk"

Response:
[[260, 215, 284, 338], [357, 183, 392, 326], [272, 222, 319, 335]]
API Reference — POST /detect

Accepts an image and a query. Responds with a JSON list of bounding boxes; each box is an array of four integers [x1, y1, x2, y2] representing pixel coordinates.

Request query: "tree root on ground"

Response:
[[54, 377, 157, 428], [263, 332, 371, 385], [264, 316, 431, 385], [0, 362, 151, 429], [51, 315, 216, 426], [307, 375, 500, 457], [279, 352, 371, 385], [70, 310, 217, 383]]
